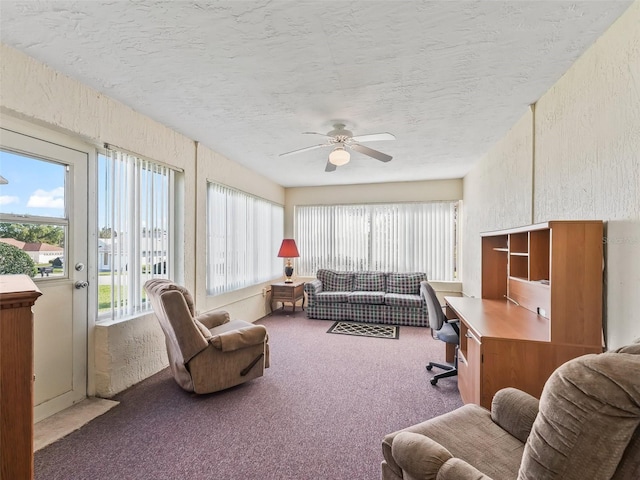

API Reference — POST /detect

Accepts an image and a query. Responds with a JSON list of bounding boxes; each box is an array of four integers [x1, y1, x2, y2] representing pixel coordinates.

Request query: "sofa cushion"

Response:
[[317, 269, 354, 292], [354, 271, 386, 291], [385, 293, 423, 308], [315, 291, 350, 304], [387, 273, 427, 295], [350, 304, 388, 324], [348, 291, 386, 305], [388, 308, 428, 326]]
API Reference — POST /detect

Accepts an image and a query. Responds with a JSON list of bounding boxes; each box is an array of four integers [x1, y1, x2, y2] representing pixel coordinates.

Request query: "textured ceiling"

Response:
[[0, 1, 633, 187]]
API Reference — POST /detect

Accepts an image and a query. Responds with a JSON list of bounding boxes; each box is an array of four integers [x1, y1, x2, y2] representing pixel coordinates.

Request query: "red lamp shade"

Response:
[[277, 239, 299, 283], [277, 239, 300, 258]]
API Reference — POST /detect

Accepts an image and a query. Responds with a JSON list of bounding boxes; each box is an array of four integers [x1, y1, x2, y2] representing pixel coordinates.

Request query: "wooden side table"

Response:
[[270, 281, 305, 313]]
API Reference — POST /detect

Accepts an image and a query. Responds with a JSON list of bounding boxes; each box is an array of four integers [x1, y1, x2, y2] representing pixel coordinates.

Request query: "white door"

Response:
[[0, 123, 89, 421]]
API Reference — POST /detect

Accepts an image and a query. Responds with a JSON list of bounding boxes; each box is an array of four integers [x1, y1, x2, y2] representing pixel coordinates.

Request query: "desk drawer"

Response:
[[272, 286, 292, 297], [458, 324, 481, 405]]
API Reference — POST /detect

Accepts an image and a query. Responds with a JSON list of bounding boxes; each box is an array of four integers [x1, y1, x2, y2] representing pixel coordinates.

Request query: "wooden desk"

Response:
[[446, 296, 601, 409], [270, 281, 305, 313], [452, 220, 605, 408]]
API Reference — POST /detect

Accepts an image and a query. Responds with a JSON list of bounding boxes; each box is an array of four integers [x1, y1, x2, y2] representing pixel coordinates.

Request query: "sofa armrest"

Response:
[[305, 279, 323, 293], [210, 324, 268, 352], [438, 458, 495, 480], [304, 279, 323, 305], [195, 309, 230, 329], [491, 387, 539, 443], [391, 431, 452, 479]]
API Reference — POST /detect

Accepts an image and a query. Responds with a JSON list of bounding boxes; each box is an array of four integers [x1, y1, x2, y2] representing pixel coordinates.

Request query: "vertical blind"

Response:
[[206, 183, 283, 295], [99, 148, 173, 320], [295, 202, 457, 280]]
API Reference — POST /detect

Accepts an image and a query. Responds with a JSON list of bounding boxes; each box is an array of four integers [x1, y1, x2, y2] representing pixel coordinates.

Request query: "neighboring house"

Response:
[[0, 238, 64, 264], [98, 235, 167, 272], [97, 239, 111, 271]]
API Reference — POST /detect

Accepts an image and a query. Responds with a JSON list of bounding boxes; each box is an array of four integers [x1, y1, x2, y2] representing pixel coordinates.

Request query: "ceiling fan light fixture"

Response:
[[329, 146, 350, 166]]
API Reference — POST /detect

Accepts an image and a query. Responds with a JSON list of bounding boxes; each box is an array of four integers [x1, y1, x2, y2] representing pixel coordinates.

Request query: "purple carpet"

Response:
[[35, 310, 463, 479]]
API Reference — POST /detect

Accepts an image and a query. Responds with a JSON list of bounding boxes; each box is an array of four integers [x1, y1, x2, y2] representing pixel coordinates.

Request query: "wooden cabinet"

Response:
[[1, 275, 42, 480], [451, 220, 603, 409]]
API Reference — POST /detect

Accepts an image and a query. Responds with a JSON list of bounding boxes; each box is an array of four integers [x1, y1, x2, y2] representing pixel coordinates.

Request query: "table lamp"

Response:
[[277, 239, 300, 283]]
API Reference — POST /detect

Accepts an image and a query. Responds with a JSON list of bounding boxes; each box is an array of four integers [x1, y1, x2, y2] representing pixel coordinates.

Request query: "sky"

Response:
[[0, 149, 66, 218]]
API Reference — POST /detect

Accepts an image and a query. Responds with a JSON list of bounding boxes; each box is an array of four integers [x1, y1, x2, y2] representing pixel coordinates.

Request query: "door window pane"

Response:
[[0, 150, 67, 279], [0, 150, 66, 218], [0, 223, 66, 278]]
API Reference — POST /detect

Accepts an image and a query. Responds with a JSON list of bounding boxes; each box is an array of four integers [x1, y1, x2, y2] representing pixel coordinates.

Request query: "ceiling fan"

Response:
[[279, 123, 395, 172]]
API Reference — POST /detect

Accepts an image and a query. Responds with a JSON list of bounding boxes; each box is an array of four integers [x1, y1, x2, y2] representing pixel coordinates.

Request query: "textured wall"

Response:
[[0, 44, 195, 172], [94, 315, 168, 397], [533, 1, 640, 349], [462, 110, 534, 297], [462, 2, 640, 348]]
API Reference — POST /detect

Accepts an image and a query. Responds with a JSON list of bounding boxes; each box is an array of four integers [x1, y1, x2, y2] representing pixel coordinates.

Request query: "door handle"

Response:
[[74, 281, 89, 289]]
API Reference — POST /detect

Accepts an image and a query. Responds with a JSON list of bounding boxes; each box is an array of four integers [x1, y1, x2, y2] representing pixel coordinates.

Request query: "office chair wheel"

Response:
[[430, 378, 438, 385], [426, 365, 433, 371]]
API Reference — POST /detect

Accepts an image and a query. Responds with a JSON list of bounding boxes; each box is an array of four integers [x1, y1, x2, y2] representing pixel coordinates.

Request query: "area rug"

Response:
[[327, 321, 399, 339]]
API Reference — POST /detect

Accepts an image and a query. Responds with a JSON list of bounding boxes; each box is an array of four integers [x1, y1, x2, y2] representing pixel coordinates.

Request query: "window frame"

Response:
[[0, 145, 71, 281], [206, 182, 284, 296], [96, 146, 178, 322], [294, 201, 459, 281]]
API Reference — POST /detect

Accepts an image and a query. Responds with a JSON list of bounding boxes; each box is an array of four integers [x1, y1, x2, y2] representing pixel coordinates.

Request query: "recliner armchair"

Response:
[[382, 341, 640, 480], [144, 279, 269, 394]]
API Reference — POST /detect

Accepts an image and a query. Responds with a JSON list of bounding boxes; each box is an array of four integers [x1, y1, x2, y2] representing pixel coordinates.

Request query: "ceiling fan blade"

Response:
[[324, 161, 337, 172], [302, 131, 332, 138], [279, 144, 329, 157], [351, 132, 396, 142], [350, 143, 393, 162]]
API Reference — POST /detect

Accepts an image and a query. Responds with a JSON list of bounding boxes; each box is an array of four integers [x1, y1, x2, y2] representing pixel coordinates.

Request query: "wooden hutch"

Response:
[[446, 220, 604, 408]]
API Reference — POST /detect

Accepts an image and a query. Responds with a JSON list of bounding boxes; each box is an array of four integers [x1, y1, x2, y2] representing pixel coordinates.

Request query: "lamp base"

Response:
[[284, 265, 294, 283]]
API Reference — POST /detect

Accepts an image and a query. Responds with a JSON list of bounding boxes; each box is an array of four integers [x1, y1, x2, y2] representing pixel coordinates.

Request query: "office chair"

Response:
[[423, 282, 459, 385]]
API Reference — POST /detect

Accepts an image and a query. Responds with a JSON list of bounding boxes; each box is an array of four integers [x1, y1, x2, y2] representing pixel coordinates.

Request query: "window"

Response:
[[206, 183, 283, 295], [0, 149, 68, 278], [295, 202, 458, 281], [98, 147, 175, 320]]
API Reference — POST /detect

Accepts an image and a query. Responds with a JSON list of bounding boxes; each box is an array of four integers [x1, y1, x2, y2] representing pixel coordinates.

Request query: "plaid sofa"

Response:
[[304, 270, 430, 327]]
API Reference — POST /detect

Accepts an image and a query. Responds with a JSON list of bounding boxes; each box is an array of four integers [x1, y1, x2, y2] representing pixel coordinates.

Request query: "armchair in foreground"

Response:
[[144, 279, 269, 394], [382, 340, 640, 480]]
